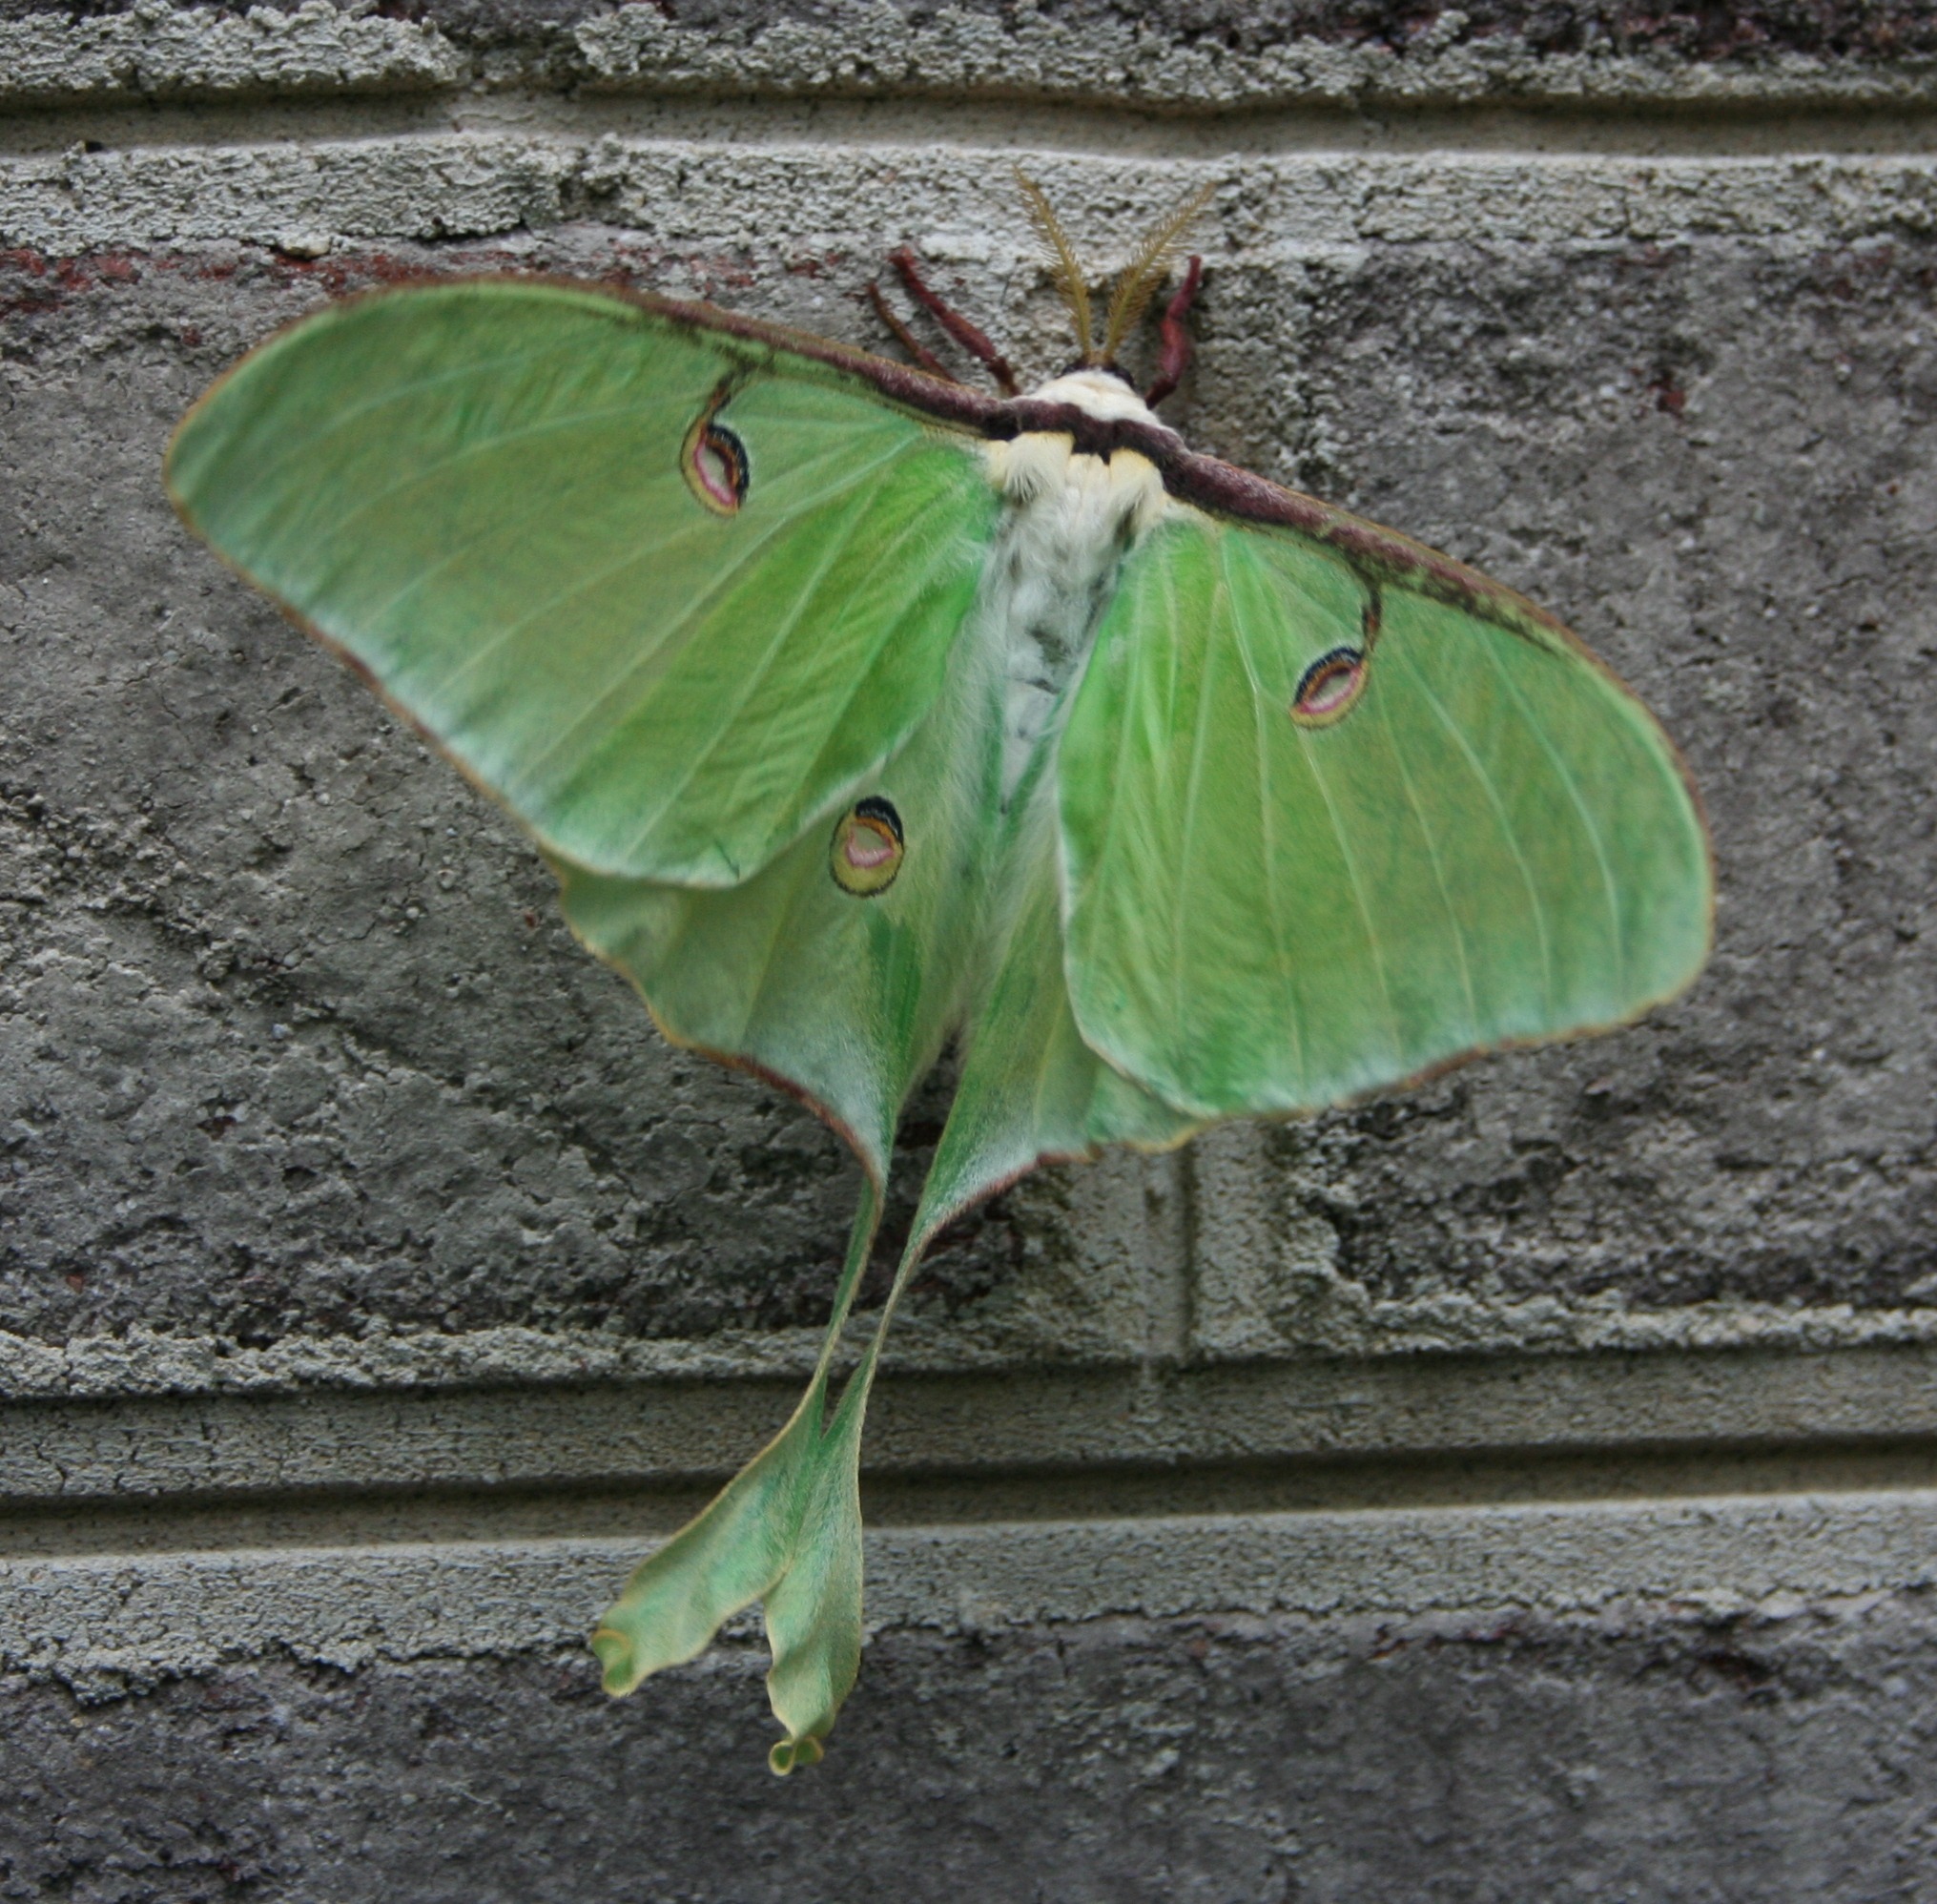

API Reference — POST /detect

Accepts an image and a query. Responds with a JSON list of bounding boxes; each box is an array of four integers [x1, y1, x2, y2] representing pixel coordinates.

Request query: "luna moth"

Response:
[[164, 179, 1713, 1773]]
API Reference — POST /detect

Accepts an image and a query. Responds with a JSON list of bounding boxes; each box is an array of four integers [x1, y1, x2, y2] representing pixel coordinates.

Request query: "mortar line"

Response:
[[5, 88, 1937, 161], [10, 1335, 1937, 1447], [5, 1427, 1937, 1560]]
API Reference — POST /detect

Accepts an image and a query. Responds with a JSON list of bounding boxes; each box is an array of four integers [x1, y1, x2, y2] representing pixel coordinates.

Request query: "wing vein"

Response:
[[436, 433, 917, 776], [401, 424, 884, 695], [1409, 656, 1557, 1020], [729, 489, 978, 827], [215, 337, 603, 492], [623, 474, 961, 859], [1221, 535, 1308, 1095], [1481, 636, 1628, 998], [1376, 644, 1481, 1043], [1294, 735, 1407, 1074], [299, 398, 685, 551], [1170, 548, 1222, 1070], [640, 483, 884, 830]]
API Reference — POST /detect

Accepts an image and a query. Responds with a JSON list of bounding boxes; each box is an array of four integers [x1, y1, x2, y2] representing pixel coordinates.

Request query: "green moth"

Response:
[[164, 180, 1713, 1773]]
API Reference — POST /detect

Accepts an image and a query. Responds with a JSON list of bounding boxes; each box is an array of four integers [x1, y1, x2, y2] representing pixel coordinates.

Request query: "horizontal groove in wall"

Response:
[[6, 1343, 1937, 1557], [10, 1490, 1937, 1678], [4, 1435, 1937, 1561], [7, 92, 1937, 160]]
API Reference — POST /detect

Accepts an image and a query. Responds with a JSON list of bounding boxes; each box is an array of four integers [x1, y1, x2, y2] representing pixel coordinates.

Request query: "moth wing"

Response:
[[556, 638, 995, 1179], [910, 776, 1200, 1250], [1058, 509, 1714, 1120], [167, 279, 999, 887]]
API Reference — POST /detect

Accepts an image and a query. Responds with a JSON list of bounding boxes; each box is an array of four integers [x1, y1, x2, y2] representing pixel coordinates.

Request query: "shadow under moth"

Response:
[[165, 177, 1713, 1772]]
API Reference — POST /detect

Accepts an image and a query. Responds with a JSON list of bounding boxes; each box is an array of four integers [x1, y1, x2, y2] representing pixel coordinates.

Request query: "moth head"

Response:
[[1060, 359, 1140, 388]]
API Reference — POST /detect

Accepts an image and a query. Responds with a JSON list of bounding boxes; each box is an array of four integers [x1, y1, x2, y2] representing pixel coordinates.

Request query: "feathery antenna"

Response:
[[1014, 167, 1095, 364], [1102, 181, 1216, 366]]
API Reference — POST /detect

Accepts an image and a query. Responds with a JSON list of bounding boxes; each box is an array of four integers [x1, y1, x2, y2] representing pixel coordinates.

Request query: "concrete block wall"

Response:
[[1, 3, 1933, 1895]]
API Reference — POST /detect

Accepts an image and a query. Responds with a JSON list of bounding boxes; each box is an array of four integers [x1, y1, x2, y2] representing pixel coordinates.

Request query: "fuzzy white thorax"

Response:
[[974, 371, 1173, 802], [1023, 367, 1167, 425]]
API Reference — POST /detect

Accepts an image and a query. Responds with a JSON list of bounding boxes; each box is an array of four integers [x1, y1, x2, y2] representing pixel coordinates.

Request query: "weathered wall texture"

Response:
[[1, 2, 1934, 1896]]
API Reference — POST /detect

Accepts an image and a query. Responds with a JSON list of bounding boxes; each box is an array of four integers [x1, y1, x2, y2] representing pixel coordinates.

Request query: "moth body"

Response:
[[981, 371, 1169, 802]]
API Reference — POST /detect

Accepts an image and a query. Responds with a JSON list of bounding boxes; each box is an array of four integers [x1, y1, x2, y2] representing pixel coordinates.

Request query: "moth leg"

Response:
[[864, 279, 961, 383], [888, 246, 1020, 395], [1144, 255, 1204, 407]]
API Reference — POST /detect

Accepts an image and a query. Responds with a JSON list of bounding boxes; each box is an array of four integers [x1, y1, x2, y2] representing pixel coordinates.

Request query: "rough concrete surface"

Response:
[[6, 1597, 1937, 1902], [2, 1, 1936, 1894], [5, 3, 1937, 117]]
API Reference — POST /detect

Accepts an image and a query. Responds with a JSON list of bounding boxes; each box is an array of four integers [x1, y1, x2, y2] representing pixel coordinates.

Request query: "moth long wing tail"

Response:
[[590, 1183, 880, 1774]]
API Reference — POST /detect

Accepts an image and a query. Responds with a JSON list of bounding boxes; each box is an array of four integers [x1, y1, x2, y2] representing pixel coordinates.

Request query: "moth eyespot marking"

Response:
[[1289, 646, 1369, 727], [681, 404, 750, 515], [830, 797, 905, 897]]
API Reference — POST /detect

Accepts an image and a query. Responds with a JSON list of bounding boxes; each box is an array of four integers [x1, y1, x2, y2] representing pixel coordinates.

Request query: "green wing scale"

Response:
[[167, 261, 1712, 1773], [166, 283, 996, 892], [1060, 513, 1712, 1118]]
